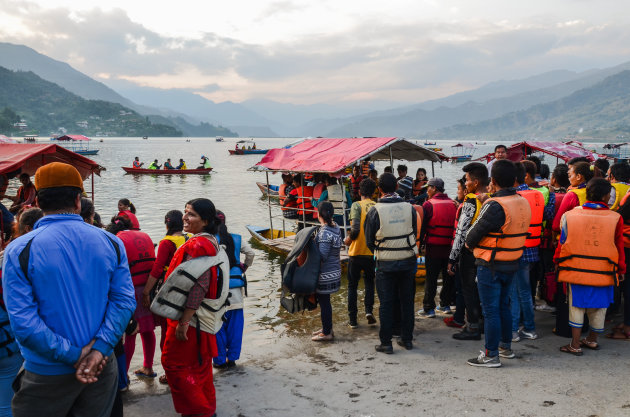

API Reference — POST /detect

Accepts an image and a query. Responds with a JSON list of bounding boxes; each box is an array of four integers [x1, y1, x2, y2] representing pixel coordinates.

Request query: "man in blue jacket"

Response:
[[2, 162, 135, 417]]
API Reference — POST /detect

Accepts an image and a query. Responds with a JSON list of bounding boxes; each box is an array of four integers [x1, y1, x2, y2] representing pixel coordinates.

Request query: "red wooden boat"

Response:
[[121, 167, 213, 175]]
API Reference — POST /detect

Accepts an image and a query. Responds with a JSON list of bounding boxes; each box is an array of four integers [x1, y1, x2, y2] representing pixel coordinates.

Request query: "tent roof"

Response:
[[55, 134, 91, 141], [476, 141, 598, 164], [0, 144, 104, 179], [250, 137, 446, 174]]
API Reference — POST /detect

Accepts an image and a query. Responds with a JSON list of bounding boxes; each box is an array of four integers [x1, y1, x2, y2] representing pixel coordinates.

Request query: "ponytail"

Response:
[[118, 198, 136, 214], [318, 201, 335, 227]]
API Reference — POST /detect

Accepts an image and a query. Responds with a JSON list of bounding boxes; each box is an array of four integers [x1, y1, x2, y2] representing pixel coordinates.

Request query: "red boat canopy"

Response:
[[251, 137, 446, 174], [0, 144, 103, 179], [477, 141, 598, 164], [55, 134, 91, 141]]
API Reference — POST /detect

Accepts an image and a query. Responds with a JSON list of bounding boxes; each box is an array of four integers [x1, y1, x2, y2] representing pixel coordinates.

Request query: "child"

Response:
[[555, 178, 625, 355]]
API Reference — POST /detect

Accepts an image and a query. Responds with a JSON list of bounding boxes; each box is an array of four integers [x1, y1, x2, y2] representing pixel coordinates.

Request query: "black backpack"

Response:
[[279, 226, 321, 313]]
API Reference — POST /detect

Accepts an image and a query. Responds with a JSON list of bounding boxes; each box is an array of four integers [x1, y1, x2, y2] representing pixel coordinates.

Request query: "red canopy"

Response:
[[251, 137, 445, 174], [0, 144, 103, 179], [55, 134, 91, 141], [477, 141, 598, 164]]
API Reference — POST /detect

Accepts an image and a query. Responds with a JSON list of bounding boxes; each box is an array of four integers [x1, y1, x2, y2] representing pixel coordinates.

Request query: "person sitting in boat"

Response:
[[235, 144, 239, 150], [164, 159, 175, 170], [197, 156, 212, 169], [133, 157, 144, 169], [247, 145, 251, 150], [252, 143, 256, 150], [176, 159, 187, 170], [148, 160, 161, 170], [8, 173, 36, 214]]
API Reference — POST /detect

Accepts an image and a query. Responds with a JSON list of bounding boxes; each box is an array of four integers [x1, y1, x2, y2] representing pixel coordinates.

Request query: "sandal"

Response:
[[312, 328, 323, 336], [134, 369, 157, 378], [559, 344, 583, 356], [606, 328, 630, 340], [579, 339, 600, 350], [311, 332, 334, 342]]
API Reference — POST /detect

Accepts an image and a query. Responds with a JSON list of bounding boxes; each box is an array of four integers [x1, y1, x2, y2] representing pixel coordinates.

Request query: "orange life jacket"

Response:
[[133, 160, 142, 168], [557, 207, 620, 286], [313, 183, 326, 200], [117, 229, 156, 286], [412, 180, 426, 196], [473, 194, 531, 263], [296, 186, 314, 216], [425, 198, 457, 246], [280, 184, 297, 212], [517, 188, 545, 248]]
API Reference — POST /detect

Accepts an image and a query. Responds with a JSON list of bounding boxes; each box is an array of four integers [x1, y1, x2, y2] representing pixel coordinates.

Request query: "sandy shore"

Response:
[[122, 309, 630, 417]]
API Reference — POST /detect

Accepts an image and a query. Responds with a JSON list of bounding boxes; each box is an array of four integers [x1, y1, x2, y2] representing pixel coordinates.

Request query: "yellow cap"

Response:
[[34, 162, 84, 191]]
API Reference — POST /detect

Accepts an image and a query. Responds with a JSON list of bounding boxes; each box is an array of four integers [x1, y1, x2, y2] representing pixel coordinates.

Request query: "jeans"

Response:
[[453, 267, 466, 324], [460, 249, 481, 328], [624, 248, 630, 326], [423, 256, 452, 311], [375, 261, 416, 345], [511, 258, 536, 332], [476, 265, 515, 357], [0, 353, 22, 417], [347, 256, 375, 321], [317, 294, 333, 335]]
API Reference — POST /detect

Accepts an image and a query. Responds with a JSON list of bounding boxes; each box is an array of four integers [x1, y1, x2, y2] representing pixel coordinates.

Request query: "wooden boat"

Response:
[[75, 149, 99, 155], [121, 167, 213, 175], [216, 137, 224, 142], [229, 148, 268, 155], [428, 147, 442, 152], [423, 141, 436, 146], [451, 143, 474, 162], [256, 181, 279, 198]]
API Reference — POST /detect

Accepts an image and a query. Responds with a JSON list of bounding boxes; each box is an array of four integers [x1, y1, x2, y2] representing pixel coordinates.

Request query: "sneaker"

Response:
[[452, 327, 481, 340], [511, 331, 521, 342], [443, 316, 464, 328], [375, 344, 394, 354], [417, 309, 436, 318], [467, 351, 501, 368], [498, 347, 515, 359], [396, 339, 413, 350], [520, 329, 539, 340], [348, 320, 358, 329], [436, 306, 452, 315], [366, 313, 377, 325], [213, 362, 228, 370], [227, 360, 237, 368]]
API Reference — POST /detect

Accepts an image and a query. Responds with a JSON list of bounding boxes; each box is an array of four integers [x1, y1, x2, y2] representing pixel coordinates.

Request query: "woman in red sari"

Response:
[[161, 198, 221, 417]]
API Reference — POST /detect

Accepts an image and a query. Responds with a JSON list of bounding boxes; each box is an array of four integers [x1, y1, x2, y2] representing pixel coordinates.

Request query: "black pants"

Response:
[[623, 248, 630, 326], [528, 260, 542, 303], [347, 256, 375, 321], [376, 264, 416, 345], [317, 293, 333, 335], [423, 256, 453, 310], [459, 249, 481, 328]]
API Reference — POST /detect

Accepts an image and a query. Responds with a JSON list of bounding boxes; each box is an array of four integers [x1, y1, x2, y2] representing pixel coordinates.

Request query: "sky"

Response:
[[1, 0, 629, 105]]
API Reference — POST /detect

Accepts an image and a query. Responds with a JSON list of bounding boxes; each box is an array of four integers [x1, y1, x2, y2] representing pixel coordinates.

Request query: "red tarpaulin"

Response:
[[0, 144, 103, 179], [251, 137, 445, 174], [55, 134, 91, 141], [477, 141, 598, 164]]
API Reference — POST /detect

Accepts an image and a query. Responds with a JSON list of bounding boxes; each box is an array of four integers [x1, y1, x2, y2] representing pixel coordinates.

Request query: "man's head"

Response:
[[491, 159, 517, 189], [608, 162, 630, 183], [378, 173, 398, 194], [494, 145, 507, 160], [568, 156, 589, 167], [368, 169, 378, 181], [353, 165, 361, 176], [325, 175, 337, 186], [167, 158, 171, 162], [426, 178, 444, 198], [19, 173, 31, 186], [154, 159, 158, 163], [521, 160, 537, 185], [594, 158, 610, 176], [515, 162, 526, 186], [292, 173, 303, 186], [34, 162, 84, 214], [462, 162, 488, 194], [551, 164, 570, 189], [384, 166, 393, 174], [134, 156, 139, 161], [525, 156, 541, 174], [397, 164, 407, 177], [586, 178, 612, 203], [359, 178, 377, 198]]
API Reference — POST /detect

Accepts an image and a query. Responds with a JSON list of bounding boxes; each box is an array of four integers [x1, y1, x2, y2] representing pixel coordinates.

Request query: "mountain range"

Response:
[[1, 41, 629, 140]]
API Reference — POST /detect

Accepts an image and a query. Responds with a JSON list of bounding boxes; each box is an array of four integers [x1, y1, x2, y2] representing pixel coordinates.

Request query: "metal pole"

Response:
[[431, 161, 435, 178], [91, 174, 94, 203], [389, 146, 393, 170], [300, 174, 306, 229], [341, 179, 348, 239], [266, 171, 274, 237]]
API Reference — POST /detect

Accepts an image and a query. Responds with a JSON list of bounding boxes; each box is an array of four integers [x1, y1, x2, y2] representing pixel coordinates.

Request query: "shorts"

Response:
[[568, 287, 607, 332]]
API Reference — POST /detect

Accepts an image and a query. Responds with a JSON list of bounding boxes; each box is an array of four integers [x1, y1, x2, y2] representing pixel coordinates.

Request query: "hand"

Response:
[[176, 322, 189, 341], [142, 293, 151, 309], [447, 263, 455, 276], [239, 262, 248, 272], [74, 339, 95, 369], [75, 350, 105, 384], [130, 322, 140, 336], [343, 236, 352, 246], [619, 273, 625, 282]]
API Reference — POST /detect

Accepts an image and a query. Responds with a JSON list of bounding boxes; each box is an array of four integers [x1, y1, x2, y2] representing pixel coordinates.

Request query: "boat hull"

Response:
[[122, 167, 213, 175], [75, 150, 99, 155], [451, 155, 472, 162], [256, 182, 279, 198], [229, 149, 269, 155]]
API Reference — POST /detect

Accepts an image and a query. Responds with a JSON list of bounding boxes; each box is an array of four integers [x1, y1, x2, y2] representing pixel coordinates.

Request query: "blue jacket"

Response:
[[2, 214, 136, 375]]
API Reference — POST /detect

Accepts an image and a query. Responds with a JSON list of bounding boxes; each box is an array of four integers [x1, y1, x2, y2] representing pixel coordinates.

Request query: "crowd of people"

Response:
[[0, 162, 252, 416], [132, 155, 212, 170]]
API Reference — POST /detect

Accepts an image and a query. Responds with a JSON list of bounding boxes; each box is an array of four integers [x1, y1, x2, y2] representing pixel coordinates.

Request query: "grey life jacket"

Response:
[[373, 202, 418, 261]]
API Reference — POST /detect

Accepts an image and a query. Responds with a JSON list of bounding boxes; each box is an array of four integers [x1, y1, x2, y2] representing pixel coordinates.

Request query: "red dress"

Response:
[[161, 235, 219, 416]]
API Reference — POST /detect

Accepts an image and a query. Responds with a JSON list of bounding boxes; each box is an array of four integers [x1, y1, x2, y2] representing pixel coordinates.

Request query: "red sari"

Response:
[[161, 235, 219, 416]]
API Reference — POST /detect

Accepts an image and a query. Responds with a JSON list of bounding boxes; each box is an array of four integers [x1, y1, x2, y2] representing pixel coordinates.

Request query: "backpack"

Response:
[[279, 227, 321, 313]]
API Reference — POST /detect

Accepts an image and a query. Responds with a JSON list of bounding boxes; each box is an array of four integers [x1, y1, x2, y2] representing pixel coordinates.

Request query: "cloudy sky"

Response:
[[1, 0, 629, 105]]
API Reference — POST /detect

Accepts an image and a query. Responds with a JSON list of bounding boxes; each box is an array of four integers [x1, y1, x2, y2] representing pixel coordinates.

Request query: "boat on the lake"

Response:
[[229, 139, 268, 155], [53, 134, 99, 155], [423, 140, 436, 146], [450, 143, 474, 162], [121, 167, 213, 175], [256, 181, 279, 198], [216, 137, 224, 142]]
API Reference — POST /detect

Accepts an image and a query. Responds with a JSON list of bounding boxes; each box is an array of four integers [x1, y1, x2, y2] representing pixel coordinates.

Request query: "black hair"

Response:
[[540, 164, 550, 180], [93, 212, 104, 228], [105, 215, 132, 235], [17, 207, 43, 236], [292, 173, 303, 184], [36, 186, 82, 212], [384, 166, 393, 173], [494, 144, 507, 152], [186, 198, 220, 235], [397, 164, 408, 173], [594, 158, 610, 175], [515, 162, 526, 185], [572, 162, 594, 183], [19, 173, 30, 181], [368, 169, 378, 176], [568, 156, 589, 166], [80, 197, 95, 223], [378, 173, 398, 193], [462, 162, 488, 185], [610, 162, 630, 183], [359, 178, 377, 197], [326, 176, 338, 185], [416, 167, 426, 176], [165, 210, 184, 235], [491, 160, 517, 188], [525, 156, 541, 174], [552, 164, 570, 188], [457, 175, 466, 188], [586, 178, 612, 203], [119, 198, 136, 214], [215, 210, 238, 268], [521, 160, 537, 182], [318, 201, 335, 226]]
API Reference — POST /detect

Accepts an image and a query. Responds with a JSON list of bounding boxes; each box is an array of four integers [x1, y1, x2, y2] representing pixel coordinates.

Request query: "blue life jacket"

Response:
[[229, 234, 246, 289]]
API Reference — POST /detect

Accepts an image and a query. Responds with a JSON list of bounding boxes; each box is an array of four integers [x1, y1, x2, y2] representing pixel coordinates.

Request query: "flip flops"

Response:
[[134, 369, 157, 378], [311, 332, 334, 342], [579, 339, 601, 350], [559, 344, 583, 356], [606, 328, 630, 340]]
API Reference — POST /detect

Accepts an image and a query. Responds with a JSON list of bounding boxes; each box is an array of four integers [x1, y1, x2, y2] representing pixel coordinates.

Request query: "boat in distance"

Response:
[[228, 148, 269, 155], [121, 167, 213, 175]]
